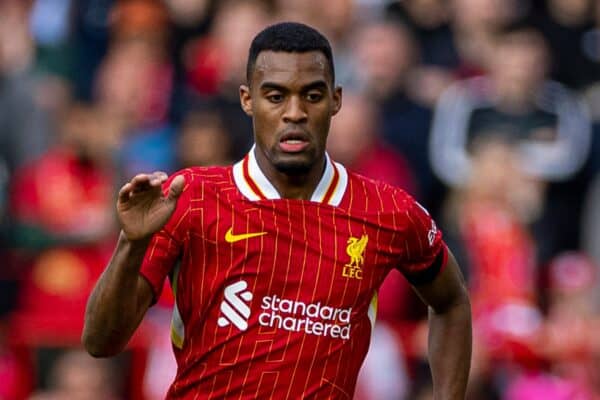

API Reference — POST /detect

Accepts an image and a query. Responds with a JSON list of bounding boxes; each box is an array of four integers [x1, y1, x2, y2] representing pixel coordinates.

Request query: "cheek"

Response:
[[311, 108, 333, 134], [252, 105, 278, 142]]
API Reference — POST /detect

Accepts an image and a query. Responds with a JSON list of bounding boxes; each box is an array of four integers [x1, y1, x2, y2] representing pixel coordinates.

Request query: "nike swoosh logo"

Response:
[[225, 228, 267, 243]]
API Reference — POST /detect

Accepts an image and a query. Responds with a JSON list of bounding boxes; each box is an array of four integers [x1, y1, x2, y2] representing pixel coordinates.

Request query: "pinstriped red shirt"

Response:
[[140, 148, 446, 399]]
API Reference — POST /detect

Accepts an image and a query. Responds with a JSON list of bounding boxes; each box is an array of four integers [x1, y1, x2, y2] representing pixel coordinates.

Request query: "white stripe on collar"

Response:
[[232, 146, 347, 206]]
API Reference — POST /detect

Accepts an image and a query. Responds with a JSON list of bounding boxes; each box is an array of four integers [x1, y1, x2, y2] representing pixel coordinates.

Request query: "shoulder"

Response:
[[346, 170, 415, 210], [165, 165, 235, 198], [170, 165, 233, 185]]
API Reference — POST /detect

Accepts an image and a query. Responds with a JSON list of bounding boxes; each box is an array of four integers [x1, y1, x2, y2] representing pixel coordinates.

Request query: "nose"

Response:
[[282, 95, 307, 124]]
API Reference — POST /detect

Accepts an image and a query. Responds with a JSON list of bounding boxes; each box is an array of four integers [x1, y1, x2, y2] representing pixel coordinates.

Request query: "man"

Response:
[[83, 22, 471, 399]]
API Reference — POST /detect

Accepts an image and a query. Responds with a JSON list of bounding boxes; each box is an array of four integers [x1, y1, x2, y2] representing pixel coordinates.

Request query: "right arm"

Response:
[[82, 172, 184, 357], [82, 233, 154, 357]]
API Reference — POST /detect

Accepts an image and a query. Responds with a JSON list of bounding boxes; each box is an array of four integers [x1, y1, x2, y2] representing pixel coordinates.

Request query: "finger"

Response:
[[117, 182, 133, 203], [149, 171, 169, 186], [167, 175, 185, 201], [131, 173, 151, 185], [151, 171, 169, 181], [130, 174, 154, 193]]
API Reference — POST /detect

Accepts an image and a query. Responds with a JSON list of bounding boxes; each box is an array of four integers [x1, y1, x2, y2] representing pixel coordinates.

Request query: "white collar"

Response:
[[232, 145, 348, 206]]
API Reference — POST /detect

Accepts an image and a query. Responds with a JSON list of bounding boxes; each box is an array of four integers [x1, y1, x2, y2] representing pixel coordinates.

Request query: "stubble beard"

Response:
[[272, 158, 313, 175], [265, 142, 317, 176]]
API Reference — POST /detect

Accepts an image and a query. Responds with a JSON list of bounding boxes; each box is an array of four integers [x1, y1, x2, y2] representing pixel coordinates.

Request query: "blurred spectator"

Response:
[[351, 20, 416, 103], [273, 0, 320, 28], [95, 37, 171, 129], [110, 0, 170, 42], [311, 0, 355, 45], [163, 0, 214, 116], [4, 102, 155, 397], [457, 138, 542, 310], [308, 0, 358, 87], [177, 107, 233, 168], [434, 136, 545, 399], [431, 26, 590, 185], [431, 25, 592, 262], [500, 252, 600, 400], [448, 0, 527, 77], [351, 19, 443, 213], [386, 0, 460, 106], [8, 103, 118, 349], [95, 5, 177, 176], [70, 0, 116, 100], [10, 104, 118, 245], [1, 3, 69, 397], [165, 0, 213, 29], [538, 252, 600, 395], [534, 0, 600, 89], [388, 0, 459, 69], [29, 349, 120, 400], [183, 0, 270, 160], [456, 138, 542, 341], [183, 0, 271, 95], [0, 0, 58, 175], [327, 91, 416, 194]]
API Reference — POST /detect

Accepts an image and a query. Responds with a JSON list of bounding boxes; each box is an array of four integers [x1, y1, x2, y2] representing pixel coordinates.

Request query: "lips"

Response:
[[279, 131, 310, 153]]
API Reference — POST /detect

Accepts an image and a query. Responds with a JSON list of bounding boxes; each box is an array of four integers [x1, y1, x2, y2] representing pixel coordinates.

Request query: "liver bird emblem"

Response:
[[346, 235, 368, 268]]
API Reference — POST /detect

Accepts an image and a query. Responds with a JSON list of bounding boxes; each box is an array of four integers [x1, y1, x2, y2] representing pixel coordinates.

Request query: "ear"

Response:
[[331, 86, 342, 116], [239, 85, 253, 116]]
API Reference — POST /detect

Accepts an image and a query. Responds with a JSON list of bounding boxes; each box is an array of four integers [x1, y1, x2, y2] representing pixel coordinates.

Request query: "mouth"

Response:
[[278, 131, 310, 153]]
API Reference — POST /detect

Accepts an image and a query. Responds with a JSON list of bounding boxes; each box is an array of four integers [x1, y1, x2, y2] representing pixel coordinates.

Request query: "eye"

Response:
[[306, 92, 323, 102], [267, 93, 284, 103]]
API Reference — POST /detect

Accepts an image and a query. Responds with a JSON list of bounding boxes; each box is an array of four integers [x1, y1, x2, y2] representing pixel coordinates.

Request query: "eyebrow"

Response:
[[259, 82, 287, 92], [302, 80, 328, 91], [259, 80, 329, 92]]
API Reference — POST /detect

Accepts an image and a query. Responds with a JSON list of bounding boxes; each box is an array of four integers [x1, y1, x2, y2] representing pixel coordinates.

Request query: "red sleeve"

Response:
[[139, 170, 193, 301], [395, 194, 448, 285]]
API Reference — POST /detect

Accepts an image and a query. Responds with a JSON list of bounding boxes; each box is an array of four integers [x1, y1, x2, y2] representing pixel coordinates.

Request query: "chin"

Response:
[[273, 159, 313, 175]]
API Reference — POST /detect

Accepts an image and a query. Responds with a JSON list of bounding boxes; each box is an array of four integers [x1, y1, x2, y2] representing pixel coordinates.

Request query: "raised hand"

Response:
[[117, 172, 185, 241]]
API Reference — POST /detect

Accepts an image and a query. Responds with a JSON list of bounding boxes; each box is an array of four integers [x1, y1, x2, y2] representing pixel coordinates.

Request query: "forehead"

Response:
[[251, 50, 332, 87]]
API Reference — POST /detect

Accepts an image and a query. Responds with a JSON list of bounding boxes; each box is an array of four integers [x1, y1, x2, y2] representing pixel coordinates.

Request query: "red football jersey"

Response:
[[140, 148, 446, 399]]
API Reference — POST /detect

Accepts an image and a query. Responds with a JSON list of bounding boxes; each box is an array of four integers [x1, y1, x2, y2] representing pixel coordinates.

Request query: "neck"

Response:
[[254, 149, 326, 200]]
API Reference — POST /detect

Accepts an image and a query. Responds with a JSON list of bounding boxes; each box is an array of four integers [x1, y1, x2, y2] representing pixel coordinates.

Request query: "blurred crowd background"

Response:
[[0, 0, 599, 399]]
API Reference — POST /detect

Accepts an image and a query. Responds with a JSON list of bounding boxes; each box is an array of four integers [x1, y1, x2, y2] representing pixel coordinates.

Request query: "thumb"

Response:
[[167, 175, 185, 201]]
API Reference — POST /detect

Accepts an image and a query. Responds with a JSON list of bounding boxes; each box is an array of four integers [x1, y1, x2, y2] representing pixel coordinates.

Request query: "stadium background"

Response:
[[0, 0, 599, 398]]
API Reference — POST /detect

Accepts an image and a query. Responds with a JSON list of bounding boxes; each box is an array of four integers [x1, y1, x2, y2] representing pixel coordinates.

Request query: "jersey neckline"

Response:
[[232, 145, 348, 206]]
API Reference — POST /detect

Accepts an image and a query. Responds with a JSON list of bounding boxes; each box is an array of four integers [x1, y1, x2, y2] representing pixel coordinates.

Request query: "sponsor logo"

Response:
[[218, 281, 351, 339], [343, 235, 368, 279], [260, 295, 351, 340], [218, 281, 253, 331], [225, 227, 267, 243]]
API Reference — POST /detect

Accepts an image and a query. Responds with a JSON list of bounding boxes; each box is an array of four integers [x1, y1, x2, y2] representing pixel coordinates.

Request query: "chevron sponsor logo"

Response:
[[218, 281, 253, 331], [217, 281, 352, 339]]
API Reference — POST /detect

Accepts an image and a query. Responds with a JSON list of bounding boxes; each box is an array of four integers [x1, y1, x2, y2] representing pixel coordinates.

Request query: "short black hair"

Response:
[[246, 22, 335, 85]]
